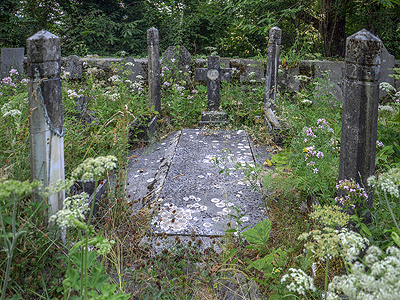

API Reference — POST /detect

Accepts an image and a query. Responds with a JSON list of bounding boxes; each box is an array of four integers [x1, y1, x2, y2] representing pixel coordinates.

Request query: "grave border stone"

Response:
[[27, 30, 65, 217], [339, 29, 382, 211]]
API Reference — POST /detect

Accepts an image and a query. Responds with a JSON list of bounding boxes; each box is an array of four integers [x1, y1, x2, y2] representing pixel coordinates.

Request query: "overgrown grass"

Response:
[[1, 65, 400, 299]]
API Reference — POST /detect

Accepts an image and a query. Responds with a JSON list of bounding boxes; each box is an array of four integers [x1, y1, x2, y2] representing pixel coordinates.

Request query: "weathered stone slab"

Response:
[[161, 46, 191, 82], [123, 57, 146, 83], [240, 59, 265, 83], [64, 55, 82, 79], [1, 48, 25, 78], [151, 129, 266, 236]]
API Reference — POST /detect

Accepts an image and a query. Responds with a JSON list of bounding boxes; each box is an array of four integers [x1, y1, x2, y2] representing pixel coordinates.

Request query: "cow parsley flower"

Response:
[[369, 168, 400, 198], [49, 193, 90, 229], [281, 268, 316, 296], [72, 155, 117, 181], [328, 245, 400, 300]]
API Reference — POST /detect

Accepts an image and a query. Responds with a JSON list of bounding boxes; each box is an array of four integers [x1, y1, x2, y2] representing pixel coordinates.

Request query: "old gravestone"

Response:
[[123, 57, 145, 83], [1, 48, 25, 78], [195, 56, 233, 126], [161, 46, 191, 82], [339, 29, 382, 210], [64, 55, 82, 80], [239, 59, 265, 83]]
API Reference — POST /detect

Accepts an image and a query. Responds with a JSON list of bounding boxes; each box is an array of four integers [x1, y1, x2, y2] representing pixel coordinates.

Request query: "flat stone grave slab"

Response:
[[151, 128, 267, 236]]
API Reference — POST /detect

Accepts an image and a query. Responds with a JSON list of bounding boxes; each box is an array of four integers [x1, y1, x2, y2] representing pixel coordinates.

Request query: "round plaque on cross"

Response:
[[207, 69, 219, 81]]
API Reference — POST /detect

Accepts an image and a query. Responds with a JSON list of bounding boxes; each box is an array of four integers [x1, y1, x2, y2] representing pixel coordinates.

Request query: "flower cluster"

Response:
[[367, 168, 400, 198], [281, 268, 316, 296], [327, 245, 400, 300], [298, 227, 369, 262], [368, 167, 400, 198], [335, 179, 368, 208], [72, 155, 117, 181], [49, 193, 90, 229], [1, 76, 16, 87], [310, 204, 350, 228], [67, 89, 84, 100]]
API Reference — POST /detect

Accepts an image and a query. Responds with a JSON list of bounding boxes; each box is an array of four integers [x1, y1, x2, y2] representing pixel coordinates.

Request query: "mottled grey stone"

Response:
[[27, 30, 64, 216], [1, 48, 25, 78], [378, 45, 395, 98], [150, 129, 266, 236], [123, 57, 144, 83], [239, 59, 265, 83], [264, 26, 282, 109], [339, 29, 382, 209], [65, 55, 82, 79], [161, 46, 191, 82], [147, 27, 161, 114]]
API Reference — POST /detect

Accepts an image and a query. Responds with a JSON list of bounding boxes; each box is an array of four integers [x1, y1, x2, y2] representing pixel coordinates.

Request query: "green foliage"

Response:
[[242, 219, 271, 252], [160, 62, 204, 128]]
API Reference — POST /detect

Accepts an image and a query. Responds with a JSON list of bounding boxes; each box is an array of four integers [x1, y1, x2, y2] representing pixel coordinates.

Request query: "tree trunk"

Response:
[[320, 0, 347, 57]]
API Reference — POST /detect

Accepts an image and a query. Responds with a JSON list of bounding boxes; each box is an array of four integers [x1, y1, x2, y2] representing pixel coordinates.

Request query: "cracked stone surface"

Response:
[[126, 128, 270, 238]]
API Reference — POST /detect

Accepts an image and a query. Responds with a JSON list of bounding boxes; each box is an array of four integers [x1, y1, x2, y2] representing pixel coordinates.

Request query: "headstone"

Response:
[[194, 56, 233, 126], [1, 48, 25, 78], [64, 55, 82, 79], [339, 29, 382, 209], [74, 96, 99, 124], [123, 57, 144, 83], [161, 46, 191, 82], [26, 30, 65, 217], [240, 59, 264, 83], [263, 27, 282, 131], [378, 45, 395, 98], [147, 27, 161, 114]]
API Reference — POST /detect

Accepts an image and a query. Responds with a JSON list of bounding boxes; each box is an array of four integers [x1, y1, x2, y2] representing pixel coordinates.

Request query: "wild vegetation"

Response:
[[1, 0, 400, 58], [1, 51, 400, 299]]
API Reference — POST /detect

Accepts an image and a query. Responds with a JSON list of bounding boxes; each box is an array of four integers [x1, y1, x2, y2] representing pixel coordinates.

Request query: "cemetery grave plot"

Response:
[[127, 128, 268, 237]]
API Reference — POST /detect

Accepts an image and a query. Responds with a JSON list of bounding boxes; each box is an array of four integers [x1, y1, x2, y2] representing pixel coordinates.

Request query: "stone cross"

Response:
[[194, 56, 232, 111], [339, 29, 382, 209], [147, 27, 161, 114], [27, 30, 65, 217], [1, 48, 25, 78]]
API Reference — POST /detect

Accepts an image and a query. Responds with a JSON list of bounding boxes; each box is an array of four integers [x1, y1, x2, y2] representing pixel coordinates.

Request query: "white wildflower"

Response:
[[49, 193, 90, 229], [379, 105, 395, 112], [281, 268, 316, 296], [72, 155, 117, 180], [379, 82, 396, 93], [328, 244, 400, 299]]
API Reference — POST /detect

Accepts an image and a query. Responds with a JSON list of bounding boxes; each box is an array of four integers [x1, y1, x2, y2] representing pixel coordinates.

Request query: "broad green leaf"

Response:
[[242, 219, 271, 246], [392, 232, 400, 247]]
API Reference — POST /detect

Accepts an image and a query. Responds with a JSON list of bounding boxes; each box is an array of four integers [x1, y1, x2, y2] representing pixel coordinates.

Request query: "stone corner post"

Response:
[[264, 26, 282, 110], [339, 29, 382, 209], [147, 27, 161, 114], [27, 30, 65, 217]]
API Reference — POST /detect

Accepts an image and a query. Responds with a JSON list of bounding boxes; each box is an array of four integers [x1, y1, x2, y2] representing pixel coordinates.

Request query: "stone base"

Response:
[[198, 110, 228, 127]]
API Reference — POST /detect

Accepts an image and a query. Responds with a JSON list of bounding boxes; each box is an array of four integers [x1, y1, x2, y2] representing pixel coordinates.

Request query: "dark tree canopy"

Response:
[[0, 0, 399, 58]]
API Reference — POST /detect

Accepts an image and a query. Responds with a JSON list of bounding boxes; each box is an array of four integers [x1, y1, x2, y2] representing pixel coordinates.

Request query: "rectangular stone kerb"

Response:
[[195, 56, 232, 111]]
